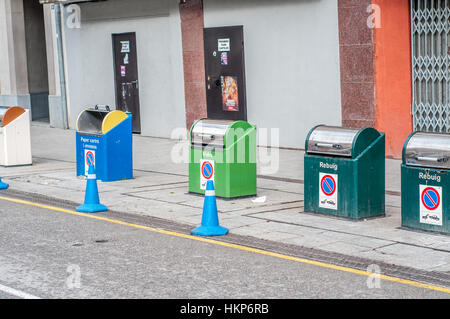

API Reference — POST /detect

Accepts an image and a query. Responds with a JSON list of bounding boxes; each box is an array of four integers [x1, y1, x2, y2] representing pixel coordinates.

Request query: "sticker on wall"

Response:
[[220, 52, 228, 65], [121, 66, 126, 77], [319, 173, 338, 210], [218, 38, 230, 52], [200, 159, 215, 190], [120, 41, 130, 53], [419, 185, 443, 226], [221, 76, 239, 112], [123, 53, 129, 65]]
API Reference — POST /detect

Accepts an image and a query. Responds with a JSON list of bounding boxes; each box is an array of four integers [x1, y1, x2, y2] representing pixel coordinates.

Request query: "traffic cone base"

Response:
[[0, 179, 8, 190], [191, 225, 228, 236], [191, 180, 228, 237], [76, 203, 108, 213]]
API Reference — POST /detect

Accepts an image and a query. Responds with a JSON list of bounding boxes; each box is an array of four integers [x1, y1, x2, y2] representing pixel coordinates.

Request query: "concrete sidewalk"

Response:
[[1, 124, 449, 275]]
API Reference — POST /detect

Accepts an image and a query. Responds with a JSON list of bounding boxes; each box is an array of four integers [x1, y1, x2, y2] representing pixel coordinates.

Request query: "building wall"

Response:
[[337, 0, 376, 129], [0, 0, 30, 108], [337, 0, 413, 159], [202, 0, 342, 149], [62, 0, 186, 138], [179, 0, 207, 131], [373, 0, 412, 158]]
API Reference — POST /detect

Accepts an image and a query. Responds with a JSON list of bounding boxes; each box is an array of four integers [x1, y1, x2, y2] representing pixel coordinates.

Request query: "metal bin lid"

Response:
[[403, 132, 450, 169], [306, 125, 381, 158], [191, 119, 235, 149]]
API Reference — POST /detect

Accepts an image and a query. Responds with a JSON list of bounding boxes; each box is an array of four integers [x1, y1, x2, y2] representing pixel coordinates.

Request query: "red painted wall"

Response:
[[372, 0, 413, 158]]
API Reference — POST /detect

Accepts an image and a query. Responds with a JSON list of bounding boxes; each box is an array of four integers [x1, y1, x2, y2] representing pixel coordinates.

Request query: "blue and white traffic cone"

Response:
[[0, 177, 8, 190], [77, 164, 107, 213], [191, 180, 228, 236]]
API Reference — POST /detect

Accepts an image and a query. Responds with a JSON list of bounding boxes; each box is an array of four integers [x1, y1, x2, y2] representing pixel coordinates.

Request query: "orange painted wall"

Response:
[[372, 0, 413, 159]]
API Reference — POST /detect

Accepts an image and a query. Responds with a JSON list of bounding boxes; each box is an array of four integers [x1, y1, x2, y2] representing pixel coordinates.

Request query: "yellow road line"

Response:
[[1, 195, 449, 295]]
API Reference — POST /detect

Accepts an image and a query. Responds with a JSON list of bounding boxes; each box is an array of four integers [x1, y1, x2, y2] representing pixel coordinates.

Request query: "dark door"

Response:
[[204, 26, 247, 121], [112, 32, 141, 133]]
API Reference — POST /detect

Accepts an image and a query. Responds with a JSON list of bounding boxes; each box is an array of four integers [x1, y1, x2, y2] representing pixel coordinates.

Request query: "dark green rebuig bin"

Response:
[[304, 125, 385, 219], [401, 132, 450, 234]]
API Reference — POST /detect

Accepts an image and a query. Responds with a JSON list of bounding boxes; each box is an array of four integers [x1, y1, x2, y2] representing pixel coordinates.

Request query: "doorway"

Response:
[[24, 0, 49, 122], [203, 26, 247, 121], [112, 32, 141, 133]]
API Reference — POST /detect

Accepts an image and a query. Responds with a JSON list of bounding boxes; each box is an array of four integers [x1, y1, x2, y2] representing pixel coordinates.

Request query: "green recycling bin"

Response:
[[304, 125, 385, 219], [401, 132, 450, 234], [189, 119, 257, 198]]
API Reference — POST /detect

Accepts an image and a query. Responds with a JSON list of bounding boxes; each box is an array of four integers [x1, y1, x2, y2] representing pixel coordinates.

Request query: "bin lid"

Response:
[[403, 132, 450, 169], [76, 107, 127, 136], [306, 125, 381, 158], [191, 119, 235, 149], [0, 106, 26, 127]]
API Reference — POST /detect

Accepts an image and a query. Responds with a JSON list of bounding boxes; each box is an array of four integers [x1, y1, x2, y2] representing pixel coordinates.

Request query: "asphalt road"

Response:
[[0, 196, 448, 299]]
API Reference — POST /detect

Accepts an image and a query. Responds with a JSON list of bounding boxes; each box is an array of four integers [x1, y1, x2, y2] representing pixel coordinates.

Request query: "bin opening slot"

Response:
[[77, 110, 109, 136], [0, 107, 7, 127], [314, 142, 348, 150], [0, 106, 26, 127], [414, 156, 449, 163]]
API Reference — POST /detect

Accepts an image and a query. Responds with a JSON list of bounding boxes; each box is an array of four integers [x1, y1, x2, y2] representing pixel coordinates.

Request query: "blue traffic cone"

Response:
[[0, 177, 8, 190], [191, 180, 228, 236], [77, 164, 107, 213]]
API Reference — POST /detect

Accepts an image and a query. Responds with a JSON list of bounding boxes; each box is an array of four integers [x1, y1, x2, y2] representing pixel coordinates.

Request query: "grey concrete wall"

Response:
[[43, 4, 60, 97], [0, 0, 29, 99], [43, 4, 66, 128], [203, 0, 342, 149], [62, 0, 186, 138]]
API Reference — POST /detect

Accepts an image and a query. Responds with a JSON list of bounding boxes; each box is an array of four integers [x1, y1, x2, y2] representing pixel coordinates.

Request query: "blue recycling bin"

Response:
[[76, 106, 133, 182]]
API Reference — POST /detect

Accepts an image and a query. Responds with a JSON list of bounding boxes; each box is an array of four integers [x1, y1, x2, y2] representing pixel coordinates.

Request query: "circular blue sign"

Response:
[[202, 162, 213, 180], [321, 175, 336, 196], [421, 187, 440, 211]]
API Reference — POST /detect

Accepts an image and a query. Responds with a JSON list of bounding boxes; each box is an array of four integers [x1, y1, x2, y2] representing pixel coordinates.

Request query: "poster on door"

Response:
[[221, 76, 239, 112]]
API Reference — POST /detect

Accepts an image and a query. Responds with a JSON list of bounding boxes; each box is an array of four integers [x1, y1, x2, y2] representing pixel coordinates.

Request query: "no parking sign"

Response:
[[319, 173, 338, 210], [200, 159, 214, 190], [419, 185, 442, 226], [84, 150, 96, 176]]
